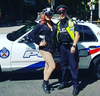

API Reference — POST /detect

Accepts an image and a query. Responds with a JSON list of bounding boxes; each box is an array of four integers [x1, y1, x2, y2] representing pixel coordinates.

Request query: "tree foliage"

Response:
[[55, 0, 99, 20]]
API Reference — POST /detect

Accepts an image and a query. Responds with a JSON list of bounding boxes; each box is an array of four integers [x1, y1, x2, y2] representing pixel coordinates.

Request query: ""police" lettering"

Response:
[[59, 28, 66, 32], [23, 50, 42, 58]]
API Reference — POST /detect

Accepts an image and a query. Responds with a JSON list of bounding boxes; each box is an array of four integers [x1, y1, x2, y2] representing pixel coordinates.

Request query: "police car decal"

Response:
[[97, 31, 100, 36], [14, 61, 45, 72], [23, 49, 42, 58], [0, 47, 10, 59], [13, 61, 61, 72], [79, 46, 100, 57], [89, 46, 100, 55]]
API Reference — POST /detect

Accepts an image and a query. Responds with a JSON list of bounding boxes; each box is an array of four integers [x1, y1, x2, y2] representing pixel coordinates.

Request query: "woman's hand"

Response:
[[39, 41, 47, 46]]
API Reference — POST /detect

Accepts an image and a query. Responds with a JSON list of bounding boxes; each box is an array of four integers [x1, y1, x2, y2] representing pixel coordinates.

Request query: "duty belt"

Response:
[[60, 42, 73, 45]]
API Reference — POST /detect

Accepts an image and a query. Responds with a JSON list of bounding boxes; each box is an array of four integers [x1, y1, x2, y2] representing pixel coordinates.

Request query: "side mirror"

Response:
[[18, 35, 32, 43], [18, 38, 29, 43]]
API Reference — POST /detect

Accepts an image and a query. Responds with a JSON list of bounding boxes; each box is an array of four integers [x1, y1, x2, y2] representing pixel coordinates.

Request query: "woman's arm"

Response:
[[28, 23, 43, 45]]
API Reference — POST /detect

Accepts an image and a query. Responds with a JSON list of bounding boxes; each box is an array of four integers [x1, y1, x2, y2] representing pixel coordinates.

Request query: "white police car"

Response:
[[0, 21, 100, 79]]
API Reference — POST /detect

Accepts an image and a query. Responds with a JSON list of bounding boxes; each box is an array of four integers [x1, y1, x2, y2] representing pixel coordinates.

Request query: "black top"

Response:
[[29, 22, 57, 53]]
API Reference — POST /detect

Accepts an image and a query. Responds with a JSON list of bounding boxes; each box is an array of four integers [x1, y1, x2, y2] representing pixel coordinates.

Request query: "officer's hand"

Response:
[[71, 46, 75, 54], [39, 41, 47, 46]]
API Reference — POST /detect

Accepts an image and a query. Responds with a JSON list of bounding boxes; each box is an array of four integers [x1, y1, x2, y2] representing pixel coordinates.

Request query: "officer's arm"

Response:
[[73, 23, 80, 46], [73, 31, 80, 46], [71, 22, 80, 53], [71, 31, 80, 54]]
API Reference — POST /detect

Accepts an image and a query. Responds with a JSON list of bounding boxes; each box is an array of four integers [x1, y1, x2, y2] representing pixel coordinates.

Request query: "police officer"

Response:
[[56, 5, 80, 96]]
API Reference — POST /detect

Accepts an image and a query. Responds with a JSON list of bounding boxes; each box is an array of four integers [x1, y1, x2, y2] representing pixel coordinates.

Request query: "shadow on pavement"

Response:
[[78, 70, 98, 92], [0, 69, 98, 91], [0, 71, 43, 82]]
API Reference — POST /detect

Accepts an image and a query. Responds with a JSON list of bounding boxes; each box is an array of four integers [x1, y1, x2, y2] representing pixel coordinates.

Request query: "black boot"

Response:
[[48, 82, 54, 91], [42, 80, 50, 94], [72, 87, 79, 96]]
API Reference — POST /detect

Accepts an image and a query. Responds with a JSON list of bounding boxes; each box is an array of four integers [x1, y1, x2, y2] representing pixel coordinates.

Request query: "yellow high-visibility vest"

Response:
[[56, 19, 75, 42]]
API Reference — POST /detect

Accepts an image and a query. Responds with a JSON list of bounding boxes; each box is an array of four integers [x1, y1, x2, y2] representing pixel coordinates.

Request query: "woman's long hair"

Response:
[[39, 13, 46, 25]]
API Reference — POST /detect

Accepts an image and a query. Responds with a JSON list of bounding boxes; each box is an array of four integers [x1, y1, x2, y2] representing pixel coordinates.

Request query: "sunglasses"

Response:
[[58, 11, 65, 15], [45, 12, 53, 16]]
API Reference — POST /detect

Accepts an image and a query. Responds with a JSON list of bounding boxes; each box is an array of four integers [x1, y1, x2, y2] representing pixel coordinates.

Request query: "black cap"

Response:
[[42, 7, 54, 16], [56, 5, 67, 13]]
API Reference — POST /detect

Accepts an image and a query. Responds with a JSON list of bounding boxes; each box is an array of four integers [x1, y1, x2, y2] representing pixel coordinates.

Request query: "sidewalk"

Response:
[[0, 25, 24, 34]]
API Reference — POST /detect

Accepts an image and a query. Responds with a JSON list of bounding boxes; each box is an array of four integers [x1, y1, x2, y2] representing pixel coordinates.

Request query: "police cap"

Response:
[[56, 5, 67, 13], [42, 7, 54, 16]]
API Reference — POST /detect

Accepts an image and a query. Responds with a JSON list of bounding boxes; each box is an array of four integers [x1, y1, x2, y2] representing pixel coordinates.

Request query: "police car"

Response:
[[0, 21, 100, 79]]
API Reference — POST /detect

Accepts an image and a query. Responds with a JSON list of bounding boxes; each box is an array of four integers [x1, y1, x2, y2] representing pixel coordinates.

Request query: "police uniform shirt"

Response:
[[58, 18, 79, 43]]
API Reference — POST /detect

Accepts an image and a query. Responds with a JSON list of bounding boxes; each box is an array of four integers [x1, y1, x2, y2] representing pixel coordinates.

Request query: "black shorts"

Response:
[[39, 45, 56, 54]]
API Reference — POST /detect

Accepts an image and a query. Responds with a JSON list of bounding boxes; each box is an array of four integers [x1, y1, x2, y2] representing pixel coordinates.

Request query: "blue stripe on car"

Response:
[[14, 61, 45, 72]]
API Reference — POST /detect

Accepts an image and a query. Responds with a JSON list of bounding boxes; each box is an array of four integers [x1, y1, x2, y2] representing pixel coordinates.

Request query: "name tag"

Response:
[[69, 28, 74, 31]]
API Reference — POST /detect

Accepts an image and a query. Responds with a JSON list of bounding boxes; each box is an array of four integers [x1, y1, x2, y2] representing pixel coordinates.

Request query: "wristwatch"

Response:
[[72, 45, 76, 49]]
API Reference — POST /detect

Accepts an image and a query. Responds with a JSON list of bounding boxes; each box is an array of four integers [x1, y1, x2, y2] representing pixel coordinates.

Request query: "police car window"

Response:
[[78, 25, 83, 41], [83, 25, 97, 41], [7, 24, 35, 41]]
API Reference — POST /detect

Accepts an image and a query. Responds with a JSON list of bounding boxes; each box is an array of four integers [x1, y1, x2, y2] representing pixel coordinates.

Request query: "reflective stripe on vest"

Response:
[[56, 19, 75, 42]]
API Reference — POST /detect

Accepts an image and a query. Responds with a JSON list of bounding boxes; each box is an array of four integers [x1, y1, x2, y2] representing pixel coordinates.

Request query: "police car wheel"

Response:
[[90, 57, 100, 79]]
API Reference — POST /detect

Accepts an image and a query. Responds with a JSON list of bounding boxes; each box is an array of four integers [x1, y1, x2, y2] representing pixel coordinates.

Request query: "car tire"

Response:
[[89, 56, 100, 79]]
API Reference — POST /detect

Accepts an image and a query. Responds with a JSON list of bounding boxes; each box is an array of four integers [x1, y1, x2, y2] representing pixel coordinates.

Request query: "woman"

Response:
[[29, 7, 57, 94]]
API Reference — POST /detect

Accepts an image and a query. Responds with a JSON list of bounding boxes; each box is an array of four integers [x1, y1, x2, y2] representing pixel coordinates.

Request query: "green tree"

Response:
[[55, 0, 99, 20]]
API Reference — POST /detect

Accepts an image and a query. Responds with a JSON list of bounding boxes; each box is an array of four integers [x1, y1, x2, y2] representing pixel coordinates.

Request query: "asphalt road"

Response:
[[0, 70, 99, 96], [0, 25, 100, 96]]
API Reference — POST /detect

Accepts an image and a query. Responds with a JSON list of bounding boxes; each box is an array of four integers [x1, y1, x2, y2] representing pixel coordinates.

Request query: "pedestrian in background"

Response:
[[56, 5, 80, 96], [29, 7, 57, 94]]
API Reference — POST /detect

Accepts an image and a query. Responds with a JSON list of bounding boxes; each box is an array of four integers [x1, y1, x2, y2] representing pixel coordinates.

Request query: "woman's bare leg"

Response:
[[39, 50, 55, 81], [43, 62, 49, 79]]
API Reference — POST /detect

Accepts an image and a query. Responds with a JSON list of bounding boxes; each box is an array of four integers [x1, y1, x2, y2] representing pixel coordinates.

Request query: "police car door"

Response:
[[11, 35, 44, 72], [77, 24, 97, 69]]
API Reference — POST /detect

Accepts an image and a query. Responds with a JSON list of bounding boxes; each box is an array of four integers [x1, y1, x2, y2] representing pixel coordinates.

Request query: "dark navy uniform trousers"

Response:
[[59, 44, 79, 88]]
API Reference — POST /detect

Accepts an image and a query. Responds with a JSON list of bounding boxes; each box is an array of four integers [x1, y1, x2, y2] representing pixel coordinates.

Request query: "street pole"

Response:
[[51, 0, 53, 9], [51, 0, 55, 9], [90, 6, 93, 23], [90, 0, 94, 23], [99, 0, 100, 19]]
